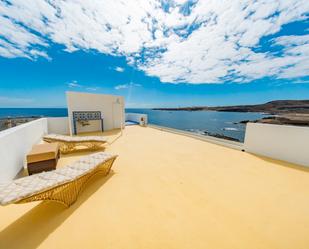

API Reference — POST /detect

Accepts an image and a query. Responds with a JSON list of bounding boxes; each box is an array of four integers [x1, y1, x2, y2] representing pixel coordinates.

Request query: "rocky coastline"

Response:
[[0, 116, 40, 131], [154, 100, 309, 127], [203, 131, 240, 142], [242, 114, 309, 126]]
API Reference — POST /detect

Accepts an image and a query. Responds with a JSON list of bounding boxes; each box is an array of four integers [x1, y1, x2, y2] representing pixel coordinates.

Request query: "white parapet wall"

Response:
[[244, 122, 309, 167], [0, 118, 48, 183], [66, 91, 125, 135], [125, 113, 148, 125], [47, 117, 70, 135]]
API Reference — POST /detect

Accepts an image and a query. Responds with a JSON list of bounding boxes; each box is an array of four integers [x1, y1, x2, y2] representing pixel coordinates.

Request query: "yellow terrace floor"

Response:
[[1, 125, 309, 249]]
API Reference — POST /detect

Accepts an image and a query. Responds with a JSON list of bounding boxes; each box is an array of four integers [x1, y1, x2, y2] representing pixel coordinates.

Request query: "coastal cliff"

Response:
[[153, 100, 309, 114], [154, 100, 309, 126]]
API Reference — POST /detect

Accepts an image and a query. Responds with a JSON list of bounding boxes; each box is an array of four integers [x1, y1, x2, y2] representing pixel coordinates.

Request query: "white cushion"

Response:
[[0, 152, 116, 205], [44, 134, 107, 142]]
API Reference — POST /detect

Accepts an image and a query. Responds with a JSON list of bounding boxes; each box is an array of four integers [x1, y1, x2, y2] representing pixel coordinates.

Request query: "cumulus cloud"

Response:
[[115, 82, 141, 90], [0, 0, 309, 83]]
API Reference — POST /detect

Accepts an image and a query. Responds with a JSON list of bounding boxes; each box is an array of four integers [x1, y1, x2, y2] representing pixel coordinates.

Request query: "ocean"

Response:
[[0, 108, 266, 142]]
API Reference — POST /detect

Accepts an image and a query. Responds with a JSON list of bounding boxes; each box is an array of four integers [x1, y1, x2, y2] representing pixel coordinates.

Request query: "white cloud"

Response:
[[115, 82, 141, 90], [115, 67, 125, 72], [86, 87, 100, 91], [67, 81, 81, 88], [293, 78, 309, 84], [0, 14, 49, 59], [114, 85, 128, 90], [0, 96, 34, 106], [0, 0, 309, 83], [274, 34, 309, 47], [67, 81, 101, 91]]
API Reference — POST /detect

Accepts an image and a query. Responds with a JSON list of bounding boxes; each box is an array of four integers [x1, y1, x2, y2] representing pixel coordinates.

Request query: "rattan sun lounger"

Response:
[[0, 152, 117, 207], [43, 134, 107, 153]]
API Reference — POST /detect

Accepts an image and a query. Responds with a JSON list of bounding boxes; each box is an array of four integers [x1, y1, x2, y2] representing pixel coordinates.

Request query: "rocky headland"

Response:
[[154, 100, 309, 126]]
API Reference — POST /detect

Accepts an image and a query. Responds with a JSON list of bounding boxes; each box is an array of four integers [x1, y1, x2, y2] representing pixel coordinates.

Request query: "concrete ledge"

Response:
[[0, 118, 48, 183], [244, 122, 309, 167]]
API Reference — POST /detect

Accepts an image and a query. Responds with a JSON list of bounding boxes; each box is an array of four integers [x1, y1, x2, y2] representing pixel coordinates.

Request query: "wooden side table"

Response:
[[26, 143, 60, 175]]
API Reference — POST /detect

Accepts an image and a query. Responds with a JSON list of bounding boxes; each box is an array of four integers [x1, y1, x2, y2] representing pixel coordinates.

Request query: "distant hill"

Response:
[[154, 100, 309, 114]]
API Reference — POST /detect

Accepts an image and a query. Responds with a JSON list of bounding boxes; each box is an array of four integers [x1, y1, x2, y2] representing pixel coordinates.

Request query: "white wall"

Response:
[[47, 117, 70, 135], [0, 118, 48, 183], [66, 91, 125, 135], [244, 123, 309, 167], [125, 113, 148, 125]]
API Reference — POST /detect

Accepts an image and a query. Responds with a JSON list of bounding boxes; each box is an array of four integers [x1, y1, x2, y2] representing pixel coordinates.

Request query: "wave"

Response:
[[222, 127, 239, 131]]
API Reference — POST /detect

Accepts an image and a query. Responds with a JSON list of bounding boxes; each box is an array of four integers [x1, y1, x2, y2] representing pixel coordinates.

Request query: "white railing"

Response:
[[0, 117, 71, 183], [244, 123, 309, 167], [125, 113, 148, 125], [0, 118, 48, 183], [1, 117, 308, 183]]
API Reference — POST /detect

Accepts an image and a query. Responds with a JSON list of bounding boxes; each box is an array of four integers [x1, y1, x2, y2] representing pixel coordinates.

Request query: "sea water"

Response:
[[0, 108, 266, 142]]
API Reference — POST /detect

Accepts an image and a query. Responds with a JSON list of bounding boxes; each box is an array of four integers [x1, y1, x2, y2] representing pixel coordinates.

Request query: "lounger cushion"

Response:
[[68, 161, 95, 171], [55, 167, 89, 179], [44, 134, 107, 143], [0, 177, 57, 205], [0, 152, 116, 205], [38, 171, 73, 182], [0, 183, 27, 206]]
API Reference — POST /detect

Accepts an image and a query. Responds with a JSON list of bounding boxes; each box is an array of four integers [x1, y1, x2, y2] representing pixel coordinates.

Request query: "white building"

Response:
[[66, 91, 125, 135]]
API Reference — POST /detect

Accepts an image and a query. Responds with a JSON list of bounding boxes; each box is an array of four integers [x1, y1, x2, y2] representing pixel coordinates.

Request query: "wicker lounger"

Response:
[[0, 152, 117, 207], [43, 134, 107, 154]]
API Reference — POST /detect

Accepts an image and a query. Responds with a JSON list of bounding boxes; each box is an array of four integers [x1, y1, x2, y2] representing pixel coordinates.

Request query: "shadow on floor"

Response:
[[0, 171, 114, 249], [77, 128, 122, 138], [77, 128, 123, 146], [61, 146, 106, 156], [248, 153, 309, 173]]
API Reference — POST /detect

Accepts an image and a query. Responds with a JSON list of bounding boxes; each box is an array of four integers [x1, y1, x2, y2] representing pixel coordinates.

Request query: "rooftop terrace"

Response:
[[1, 125, 309, 249]]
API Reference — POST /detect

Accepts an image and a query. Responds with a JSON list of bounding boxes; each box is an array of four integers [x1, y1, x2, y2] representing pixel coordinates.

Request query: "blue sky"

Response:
[[0, 0, 309, 108]]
